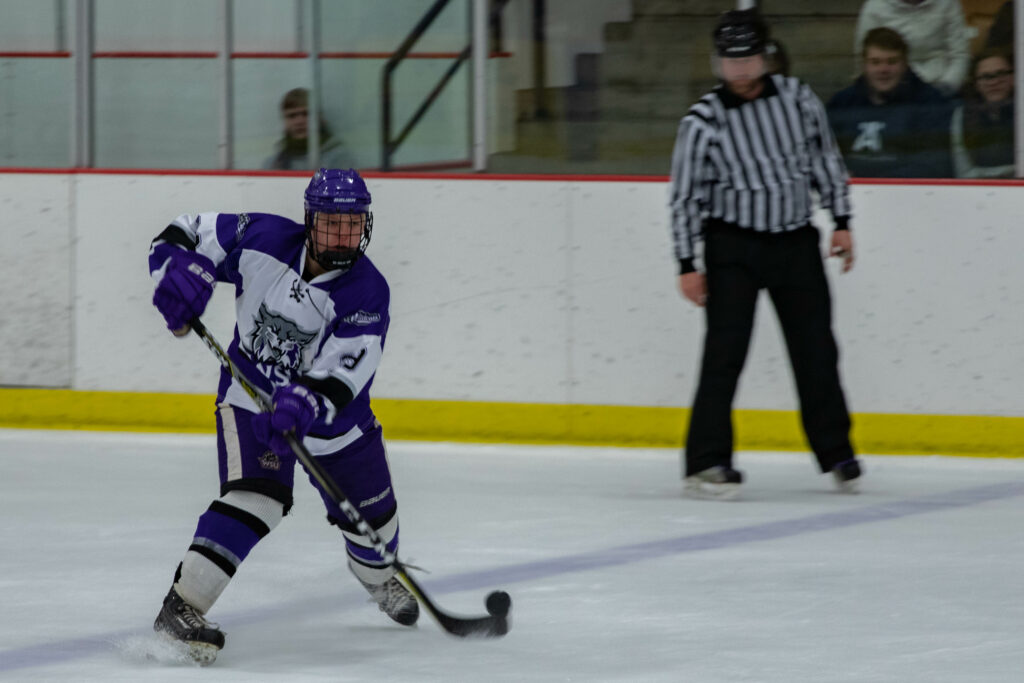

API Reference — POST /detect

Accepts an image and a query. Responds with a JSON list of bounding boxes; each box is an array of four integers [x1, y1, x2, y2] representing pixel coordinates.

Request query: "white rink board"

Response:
[[0, 173, 72, 387], [2, 173, 1022, 416]]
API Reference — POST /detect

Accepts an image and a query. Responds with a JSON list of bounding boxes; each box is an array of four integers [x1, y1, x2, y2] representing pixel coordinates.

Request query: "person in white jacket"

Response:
[[855, 0, 969, 96]]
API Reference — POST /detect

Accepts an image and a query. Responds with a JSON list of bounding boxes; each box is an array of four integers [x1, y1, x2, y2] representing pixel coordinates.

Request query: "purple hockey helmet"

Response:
[[303, 168, 373, 272], [304, 167, 371, 213]]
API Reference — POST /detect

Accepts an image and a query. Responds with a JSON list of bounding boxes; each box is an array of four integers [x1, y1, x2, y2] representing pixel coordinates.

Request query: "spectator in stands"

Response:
[[765, 38, 791, 77], [262, 88, 350, 171], [951, 48, 1015, 178], [983, 1, 1013, 51], [827, 27, 953, 178], [855, 0, 969, 95]]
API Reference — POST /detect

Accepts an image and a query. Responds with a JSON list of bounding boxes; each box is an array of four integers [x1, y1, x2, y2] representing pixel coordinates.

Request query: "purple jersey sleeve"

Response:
[[148, 212, 242, 282]]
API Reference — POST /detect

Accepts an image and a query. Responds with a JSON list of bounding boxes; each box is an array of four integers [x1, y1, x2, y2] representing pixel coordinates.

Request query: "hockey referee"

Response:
[[669, 8, 862, 499]]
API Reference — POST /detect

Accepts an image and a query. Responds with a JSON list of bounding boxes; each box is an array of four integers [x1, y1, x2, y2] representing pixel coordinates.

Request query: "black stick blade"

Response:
[[435, 609, 510, 638], [401, 572, 511, 638]]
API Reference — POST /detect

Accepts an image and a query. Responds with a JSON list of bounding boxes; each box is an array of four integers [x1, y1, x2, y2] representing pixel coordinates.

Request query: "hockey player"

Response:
[[148, 168, 417, 664]]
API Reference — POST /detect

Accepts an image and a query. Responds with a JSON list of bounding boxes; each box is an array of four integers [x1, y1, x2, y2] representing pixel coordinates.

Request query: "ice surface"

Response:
[[2, 429, 1022, 682]]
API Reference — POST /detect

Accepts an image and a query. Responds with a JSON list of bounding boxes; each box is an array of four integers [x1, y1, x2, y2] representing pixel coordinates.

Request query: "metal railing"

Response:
[[380, 0, 510, 171]]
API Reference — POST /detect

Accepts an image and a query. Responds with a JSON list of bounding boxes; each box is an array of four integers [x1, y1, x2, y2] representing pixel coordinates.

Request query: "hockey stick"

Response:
[[187, 318, 511, 637]]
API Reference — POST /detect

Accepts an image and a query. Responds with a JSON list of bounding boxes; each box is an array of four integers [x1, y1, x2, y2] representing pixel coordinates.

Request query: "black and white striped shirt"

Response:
[[668, 74, 852, 273]]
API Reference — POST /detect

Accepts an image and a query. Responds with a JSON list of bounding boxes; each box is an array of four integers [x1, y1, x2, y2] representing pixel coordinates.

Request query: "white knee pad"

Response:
[[219, 489, 286, 530]]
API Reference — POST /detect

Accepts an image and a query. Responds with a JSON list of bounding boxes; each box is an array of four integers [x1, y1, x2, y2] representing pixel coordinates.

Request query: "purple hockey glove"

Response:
[[153, 250, 216, 334], [251, 384, 320, 457]]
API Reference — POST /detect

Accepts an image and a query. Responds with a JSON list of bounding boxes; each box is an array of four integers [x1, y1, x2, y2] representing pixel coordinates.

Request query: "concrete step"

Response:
[[486, 150, 670, 175], [630, 0, 863, 17], [509, 114, 682, 164], [606, 15, 718, 47], [511, 119, 604, 161], [602, 44, 712, 87], [607, 14, 856, 53], [769, 16, 860, 56], [512, 120, 568, 157], [601, 84, 704, 120], [515, 87, 570, 121], [514, 52, 603, 121], [629, 0, 727, 18], [759, 0, 864, 16], [595, 118, 679, 161], [501, 0, 867, 167]]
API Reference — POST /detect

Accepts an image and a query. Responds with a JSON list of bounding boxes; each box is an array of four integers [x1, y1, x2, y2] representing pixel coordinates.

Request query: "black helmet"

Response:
[[713, 9, 768, 58]]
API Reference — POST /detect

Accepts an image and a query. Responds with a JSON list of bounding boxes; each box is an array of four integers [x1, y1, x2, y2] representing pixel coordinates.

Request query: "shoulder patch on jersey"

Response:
[[236, 213, 251, 240], [343, 310, 381, 326]]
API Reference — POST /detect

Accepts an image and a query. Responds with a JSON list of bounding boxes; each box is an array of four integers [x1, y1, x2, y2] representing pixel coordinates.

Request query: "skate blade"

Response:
[[833, 478, 860, 494], [683, 480, 741, 501], [185, 641, 220, 666], [153, 631, 221, 666]]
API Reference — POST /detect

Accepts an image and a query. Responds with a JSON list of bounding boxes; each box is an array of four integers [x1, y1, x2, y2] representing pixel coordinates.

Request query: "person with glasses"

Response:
[[951, 49, 1015, 179], [262, 88, 351, 171]]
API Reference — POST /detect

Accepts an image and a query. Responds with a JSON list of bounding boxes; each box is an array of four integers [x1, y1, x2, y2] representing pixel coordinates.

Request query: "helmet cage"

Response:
[[304, 209, 373, 273], [302, 168, 373, 273]]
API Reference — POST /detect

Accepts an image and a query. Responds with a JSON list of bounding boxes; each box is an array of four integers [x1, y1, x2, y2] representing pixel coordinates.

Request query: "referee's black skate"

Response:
[[831, 458, 863, 493], [153, 587, 225, 665], [357, 575, 420, 626], [684, 465, 744, 500]]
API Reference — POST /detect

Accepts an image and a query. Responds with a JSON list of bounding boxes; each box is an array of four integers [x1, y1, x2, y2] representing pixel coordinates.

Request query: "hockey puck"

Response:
[[485, 590, 511, 617]]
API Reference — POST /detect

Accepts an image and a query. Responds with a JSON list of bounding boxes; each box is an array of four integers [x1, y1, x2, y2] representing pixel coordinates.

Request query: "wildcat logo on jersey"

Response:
[[236, 213, 251, 240], [343, 310, 381, 326], [248, 304, 318, 383]]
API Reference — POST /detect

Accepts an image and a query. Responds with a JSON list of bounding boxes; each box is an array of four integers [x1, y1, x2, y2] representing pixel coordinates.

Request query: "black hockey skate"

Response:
[[683, 465, 744, 500], [358, 575, 420, 626], [831, 458, 863, 493], [153, 587, 225, 665]]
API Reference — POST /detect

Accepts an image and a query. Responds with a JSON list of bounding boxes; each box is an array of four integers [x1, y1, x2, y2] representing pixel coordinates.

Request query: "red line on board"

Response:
[[1, 167, 1023, 186]]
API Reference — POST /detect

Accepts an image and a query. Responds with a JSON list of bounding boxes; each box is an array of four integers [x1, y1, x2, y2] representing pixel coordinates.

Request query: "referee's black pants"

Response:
[[684, 223, 854, 476]]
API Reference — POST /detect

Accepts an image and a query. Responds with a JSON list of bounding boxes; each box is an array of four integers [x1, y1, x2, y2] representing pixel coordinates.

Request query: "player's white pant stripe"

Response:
[[304, 425, 365, 455], [219, 404, 244, 482]]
